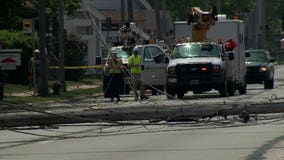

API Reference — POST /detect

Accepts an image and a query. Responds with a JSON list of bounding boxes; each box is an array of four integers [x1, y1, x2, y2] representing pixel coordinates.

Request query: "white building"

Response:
[[65, 0, 172, 74]]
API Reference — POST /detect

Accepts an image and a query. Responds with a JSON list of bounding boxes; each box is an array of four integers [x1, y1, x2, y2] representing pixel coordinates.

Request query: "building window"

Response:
[[76, 26, 93, 35]]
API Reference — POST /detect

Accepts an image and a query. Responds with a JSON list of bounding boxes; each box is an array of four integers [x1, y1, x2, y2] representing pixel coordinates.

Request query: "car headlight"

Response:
[[167, 66, 176, 74], [259, 66, 267, 72], [213, 65, 221, 72]]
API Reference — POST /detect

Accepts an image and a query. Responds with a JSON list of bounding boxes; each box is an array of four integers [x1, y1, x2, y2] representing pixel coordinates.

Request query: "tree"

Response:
[[65, 33, 85, 81], [0, 0, 81, 30], [265, 0, 284, 53], [0, 30, 38, 84]]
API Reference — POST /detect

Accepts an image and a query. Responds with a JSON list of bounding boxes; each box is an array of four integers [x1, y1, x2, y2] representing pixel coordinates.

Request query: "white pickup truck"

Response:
[[103, 44, 170, 97]]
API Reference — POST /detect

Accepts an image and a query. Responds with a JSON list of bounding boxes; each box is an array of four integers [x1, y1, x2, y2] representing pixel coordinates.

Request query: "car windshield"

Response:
[[245, 50, 268, 62], [111, 47, 132, 59], [172, 44, 220, 59]]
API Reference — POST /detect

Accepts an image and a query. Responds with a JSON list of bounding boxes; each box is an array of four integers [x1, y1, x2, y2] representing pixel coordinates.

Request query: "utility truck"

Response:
[[103, 22, 169, 97], [166, 8, 247, 98]]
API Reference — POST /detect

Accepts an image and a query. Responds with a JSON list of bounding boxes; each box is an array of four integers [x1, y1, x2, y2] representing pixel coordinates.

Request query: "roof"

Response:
[[93, 0, 153, 11], [100, 10, 146, 23]]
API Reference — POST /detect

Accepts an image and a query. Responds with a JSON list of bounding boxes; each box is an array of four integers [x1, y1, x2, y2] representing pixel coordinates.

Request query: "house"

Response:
[[65, 0, 172, 73]]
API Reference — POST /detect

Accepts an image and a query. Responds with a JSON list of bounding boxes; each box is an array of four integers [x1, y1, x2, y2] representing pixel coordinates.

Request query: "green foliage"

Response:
[[65, 33, 86, 81], [265, 0, 284, 53], [0, 30, 38, 84], [47, 0, 82, 16], [0, 0, 81, 30], [0, 0, 34, 30]]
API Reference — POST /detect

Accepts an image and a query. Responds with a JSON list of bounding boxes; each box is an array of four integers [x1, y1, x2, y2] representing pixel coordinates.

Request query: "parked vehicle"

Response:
[[170, 18, 247, 98], [245, 49, 275, 89], [135, 44, 170, 94], [103, 44, 170, 97]]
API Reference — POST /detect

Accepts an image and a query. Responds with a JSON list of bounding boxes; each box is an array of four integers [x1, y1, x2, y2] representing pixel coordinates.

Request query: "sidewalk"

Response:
[[5, 84, 100, 97]]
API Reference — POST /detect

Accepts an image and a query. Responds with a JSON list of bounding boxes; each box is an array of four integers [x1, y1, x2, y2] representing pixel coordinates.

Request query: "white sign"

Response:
[[0, 49, 22, 66], [1, 62, 16, 70]]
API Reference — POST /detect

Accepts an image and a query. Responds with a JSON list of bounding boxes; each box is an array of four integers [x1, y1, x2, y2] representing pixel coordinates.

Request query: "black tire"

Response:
[[152, 89, 158, 95], [218, 80, 227, 97], [265, 78, 274, 89], [124, 87, 130, 94], [227, 81, 235, 96], [177, 92, 184, 99], [193, 90, 203, 94], [166, 86, 175, 99], [238, 81, 247, 95]]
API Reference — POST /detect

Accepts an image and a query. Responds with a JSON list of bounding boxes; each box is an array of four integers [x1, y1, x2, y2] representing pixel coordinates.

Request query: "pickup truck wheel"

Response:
[[166, 86, 176, 99], [265, 78, 274, 89], [238, 81, 247, 95], [193, 90, 203, 94], [177, 92, 184, 99], [227, 81, 235, 96], [124, 87, 130, 94], [152, 89, 158, 95], [218, 81, 227, 97]]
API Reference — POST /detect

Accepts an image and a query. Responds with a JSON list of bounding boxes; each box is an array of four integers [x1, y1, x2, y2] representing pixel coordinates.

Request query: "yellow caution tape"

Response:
[[49, 65, 103, 69]]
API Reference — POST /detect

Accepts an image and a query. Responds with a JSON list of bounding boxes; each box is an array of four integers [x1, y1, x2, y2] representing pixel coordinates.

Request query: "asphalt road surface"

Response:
[[1, 65, 284, 159]]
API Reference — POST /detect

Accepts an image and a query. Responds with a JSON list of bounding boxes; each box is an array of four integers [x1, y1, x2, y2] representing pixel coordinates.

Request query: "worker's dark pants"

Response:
[[109, 73, 123, 99]]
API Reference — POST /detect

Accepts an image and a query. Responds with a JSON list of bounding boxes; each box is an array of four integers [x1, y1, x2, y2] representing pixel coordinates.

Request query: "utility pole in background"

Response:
[[155, 0, 161, 39], [162, 0, 166, 37], [38, 0, 49, 96], [204, 0, 209, 11], [59, 0, 66, 92], [121, 0, 126, 25], [127, 0, 133, 22], [215, 0, 221, 14], [258, 0, 266, 49]]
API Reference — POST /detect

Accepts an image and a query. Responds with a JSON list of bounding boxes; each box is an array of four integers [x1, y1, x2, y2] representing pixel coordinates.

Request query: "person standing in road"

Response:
[[107, 52, 123, 102], [128, 47, 148, 100]]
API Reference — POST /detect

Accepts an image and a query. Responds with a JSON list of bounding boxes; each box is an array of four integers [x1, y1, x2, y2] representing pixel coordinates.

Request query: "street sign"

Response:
[[0, 49, 22, 70], [23, 19, 33, 36], [1, 58, 16, 70]]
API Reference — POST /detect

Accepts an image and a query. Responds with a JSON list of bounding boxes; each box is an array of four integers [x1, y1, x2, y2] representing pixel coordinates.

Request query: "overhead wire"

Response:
[[4, 0, 283, 141]]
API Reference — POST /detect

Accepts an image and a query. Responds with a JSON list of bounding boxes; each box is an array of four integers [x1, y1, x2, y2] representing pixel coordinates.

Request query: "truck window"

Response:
[[143, 46, 164, 62], [173, 44, 220, 59], [245, 51, 269, 62]]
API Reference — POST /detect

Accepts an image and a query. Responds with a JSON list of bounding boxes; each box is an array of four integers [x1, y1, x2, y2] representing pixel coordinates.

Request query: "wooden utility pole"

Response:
[[127, 0, 133, 22], [215, 0, 221, 14], [39, 0, 49, 96], [121, 0, 126, 25], [59, 0, 66, 92], [155, 0, 161, 39]]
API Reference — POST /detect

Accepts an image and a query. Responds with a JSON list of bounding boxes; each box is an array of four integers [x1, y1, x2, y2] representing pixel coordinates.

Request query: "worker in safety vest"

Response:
[[107, 52, 123, 102], [128, 47, 148, 100], [28, 49, 40, 93]]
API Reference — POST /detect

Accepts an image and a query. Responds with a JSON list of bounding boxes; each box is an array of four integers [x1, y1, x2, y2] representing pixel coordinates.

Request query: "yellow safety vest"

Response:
[[109, 58, 121, 74], [128, 55, 141, 74]]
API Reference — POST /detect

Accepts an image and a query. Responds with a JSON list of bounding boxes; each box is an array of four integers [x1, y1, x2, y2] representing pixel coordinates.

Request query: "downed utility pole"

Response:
[[1, 102, 284, 128]]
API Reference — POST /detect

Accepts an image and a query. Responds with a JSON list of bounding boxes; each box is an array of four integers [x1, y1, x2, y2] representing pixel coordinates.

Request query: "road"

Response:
[[1, 65, 284, 159], [1, 114, 284, 160]]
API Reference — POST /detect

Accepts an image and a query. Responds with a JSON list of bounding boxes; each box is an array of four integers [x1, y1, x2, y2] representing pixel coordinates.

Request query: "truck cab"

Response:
[[135, 44, 170, 94], [166, 42, 228, 98]]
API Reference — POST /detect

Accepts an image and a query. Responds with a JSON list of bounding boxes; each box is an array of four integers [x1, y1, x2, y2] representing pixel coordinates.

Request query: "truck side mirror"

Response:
[[164, 57, 169, 63], [228, 52, 234, 61], [245, 52, 251, 58], [270, 59, 275, 63], [154, 55, 162, 63]]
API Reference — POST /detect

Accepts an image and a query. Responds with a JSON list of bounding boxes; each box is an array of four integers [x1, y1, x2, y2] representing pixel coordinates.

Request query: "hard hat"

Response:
[[133, 47, 139, 53], [34, 49, 40, 53]]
